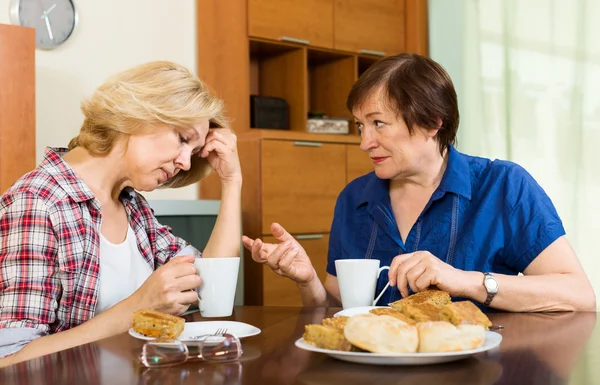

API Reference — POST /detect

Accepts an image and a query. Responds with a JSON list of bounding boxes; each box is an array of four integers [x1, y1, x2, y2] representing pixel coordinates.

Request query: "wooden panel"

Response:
[[248, 0, 334, 49], [259, 48, 307, 132], [309, 54, 357, 123], [334, 0, 405, 56], [0, 24, 35, 194], [240, 129, 362, 145], [239, 137, 264, 305], [262, 234, 330, 306], [346, 144, 373, 183], [261, 140, 346, 235], [405, 0, 429, 55], [197, 0, 249, 199]]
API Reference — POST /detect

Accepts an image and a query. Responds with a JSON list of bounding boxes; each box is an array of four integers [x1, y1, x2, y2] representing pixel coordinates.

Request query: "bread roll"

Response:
[[417, 321, 485, 352], [440, 301, 492, 329], [132, 309, 185, 339], [344, 314, 419, 353], [303, 324, 353, 351]]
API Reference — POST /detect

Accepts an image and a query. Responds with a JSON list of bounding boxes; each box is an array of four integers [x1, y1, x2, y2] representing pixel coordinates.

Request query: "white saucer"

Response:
[[333, 306, 391, 317], [129, 321, 261, 342]]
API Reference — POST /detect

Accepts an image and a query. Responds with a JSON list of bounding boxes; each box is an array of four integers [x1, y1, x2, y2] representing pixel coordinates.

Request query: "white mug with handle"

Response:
[[193, 257, 240, 317], [335, 259, 392, 309]]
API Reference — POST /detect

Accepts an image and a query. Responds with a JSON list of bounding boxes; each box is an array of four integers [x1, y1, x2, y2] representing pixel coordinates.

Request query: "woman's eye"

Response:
[[178, 134, 188, 144], [374, 120, 385, 128]]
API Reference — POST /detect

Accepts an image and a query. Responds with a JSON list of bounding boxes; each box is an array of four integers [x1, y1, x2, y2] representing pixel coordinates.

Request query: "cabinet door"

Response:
[[261, 140, 346, 235], [248, 0, 333, 49], [346, 144, 373, 183], [263, 234, 329, 306], [334, 0, 405, 56]]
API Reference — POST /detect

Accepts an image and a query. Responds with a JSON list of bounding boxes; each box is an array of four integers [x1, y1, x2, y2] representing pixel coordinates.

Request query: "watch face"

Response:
[[11, 0, 77, 49], [485, 276, 499, 293]]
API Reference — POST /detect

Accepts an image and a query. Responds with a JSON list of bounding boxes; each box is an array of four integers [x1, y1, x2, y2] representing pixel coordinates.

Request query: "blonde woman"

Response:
[[0, 61, 242, 366]]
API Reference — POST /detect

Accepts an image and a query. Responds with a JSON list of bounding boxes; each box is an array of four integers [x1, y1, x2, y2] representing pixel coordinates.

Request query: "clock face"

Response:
[[10, 0, 77, 49]]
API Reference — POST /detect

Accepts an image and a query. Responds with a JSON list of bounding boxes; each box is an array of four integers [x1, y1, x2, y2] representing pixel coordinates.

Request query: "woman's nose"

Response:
[[175, 151, 191, 171], [359, 130, 377, 152]]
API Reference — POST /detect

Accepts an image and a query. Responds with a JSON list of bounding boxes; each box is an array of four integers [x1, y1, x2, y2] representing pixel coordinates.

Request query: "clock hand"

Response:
[[42, 15, 54, 40], [45, 4, 57, 15]]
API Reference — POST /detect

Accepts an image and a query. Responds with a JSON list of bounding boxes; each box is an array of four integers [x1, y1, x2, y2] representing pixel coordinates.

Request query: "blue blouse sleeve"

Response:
[[502, 164, 566, 272]]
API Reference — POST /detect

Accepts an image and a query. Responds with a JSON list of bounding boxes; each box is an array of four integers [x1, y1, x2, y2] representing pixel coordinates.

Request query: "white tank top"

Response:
[[95, 225, 152, 314]]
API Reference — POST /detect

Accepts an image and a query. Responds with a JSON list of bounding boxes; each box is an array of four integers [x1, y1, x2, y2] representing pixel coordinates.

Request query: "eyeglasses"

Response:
[[139, 334, 243, 368]]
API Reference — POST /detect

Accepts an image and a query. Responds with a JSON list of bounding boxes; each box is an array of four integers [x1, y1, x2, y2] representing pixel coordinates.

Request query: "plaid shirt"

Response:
[[0, 148, 188, 335]]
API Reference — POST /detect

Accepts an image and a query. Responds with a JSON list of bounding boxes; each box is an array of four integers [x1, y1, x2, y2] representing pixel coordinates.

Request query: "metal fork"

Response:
[[189, 328, 228, 340]]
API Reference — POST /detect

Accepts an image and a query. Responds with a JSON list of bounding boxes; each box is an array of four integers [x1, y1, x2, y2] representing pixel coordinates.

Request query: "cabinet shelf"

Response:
[[242, 128, 362, 144]]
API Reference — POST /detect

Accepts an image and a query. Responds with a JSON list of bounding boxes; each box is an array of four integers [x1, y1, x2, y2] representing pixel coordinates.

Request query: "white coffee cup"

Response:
[[193, 257, 240, 317], [335, 259, 391, 309]]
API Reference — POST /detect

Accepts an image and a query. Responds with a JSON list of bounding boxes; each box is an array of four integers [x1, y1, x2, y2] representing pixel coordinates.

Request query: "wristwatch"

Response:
[[482, 273, 499, 306]]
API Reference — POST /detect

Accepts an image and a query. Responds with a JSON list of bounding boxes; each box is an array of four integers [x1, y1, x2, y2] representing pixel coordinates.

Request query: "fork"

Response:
[[189, 328, 228, 340]]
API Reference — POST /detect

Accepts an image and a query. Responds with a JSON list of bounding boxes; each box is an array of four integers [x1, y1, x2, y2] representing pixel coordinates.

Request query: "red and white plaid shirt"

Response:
[[0, 148, 188, 335]]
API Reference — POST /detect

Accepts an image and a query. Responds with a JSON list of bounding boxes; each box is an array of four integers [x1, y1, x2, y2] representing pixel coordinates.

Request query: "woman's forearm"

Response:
[[462, 271, 596, 312], [202, 181, 242, 258], [297, 274, 342, 307], [0, 296, 139, 368]]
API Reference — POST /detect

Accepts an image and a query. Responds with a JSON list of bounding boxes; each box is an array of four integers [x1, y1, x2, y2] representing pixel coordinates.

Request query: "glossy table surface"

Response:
[[1, 307, 598, 385]]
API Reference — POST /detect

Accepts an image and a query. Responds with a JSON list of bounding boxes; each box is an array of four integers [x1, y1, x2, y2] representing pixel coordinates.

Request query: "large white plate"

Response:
[[333, 306, 391, 318], [295, 331, 502, 366], [128, 321, 261, 342]]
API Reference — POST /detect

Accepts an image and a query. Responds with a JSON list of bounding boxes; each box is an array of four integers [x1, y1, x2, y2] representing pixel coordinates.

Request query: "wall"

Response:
[[0, 0, 198, 200]]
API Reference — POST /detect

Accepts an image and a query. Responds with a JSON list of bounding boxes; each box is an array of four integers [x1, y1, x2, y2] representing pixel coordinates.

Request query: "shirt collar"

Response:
[[437, 144, 472, 200], [39, 147, 97, 203], [357, 144, 471, 208]]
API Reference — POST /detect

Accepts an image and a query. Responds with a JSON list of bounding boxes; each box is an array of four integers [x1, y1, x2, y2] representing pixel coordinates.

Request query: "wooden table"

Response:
[[1, 307, 598, 385]]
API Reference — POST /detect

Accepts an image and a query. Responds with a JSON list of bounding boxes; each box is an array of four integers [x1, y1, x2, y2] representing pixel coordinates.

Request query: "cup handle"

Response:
[[372, 266, 391, 306]]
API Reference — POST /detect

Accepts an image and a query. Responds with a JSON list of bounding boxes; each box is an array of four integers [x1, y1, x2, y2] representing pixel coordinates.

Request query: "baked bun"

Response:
[[132, 309, 185, 339], [417, 321, 485, 352], [440, 301, 492, 329], [303, 324, 353, 351], [344, 314, 418, 353]]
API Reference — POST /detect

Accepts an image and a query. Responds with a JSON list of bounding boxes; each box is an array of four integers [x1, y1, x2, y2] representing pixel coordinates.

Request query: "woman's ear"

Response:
[[427, 118, 444, 139]]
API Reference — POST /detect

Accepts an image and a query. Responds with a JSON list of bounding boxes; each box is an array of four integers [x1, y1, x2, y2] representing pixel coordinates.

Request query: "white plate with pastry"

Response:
[[129, 320, 261, 341], [295, 330, 502, 365]]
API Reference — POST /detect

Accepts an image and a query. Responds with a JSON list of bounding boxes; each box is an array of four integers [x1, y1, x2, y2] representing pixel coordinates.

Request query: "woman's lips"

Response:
[[371, 157, 388, 164]]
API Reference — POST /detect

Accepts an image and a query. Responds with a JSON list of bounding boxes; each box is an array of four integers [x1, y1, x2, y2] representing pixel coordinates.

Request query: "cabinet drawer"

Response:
[[261, 140, 346, 235], [263, 233, 329, 306], [346, 144, 373, 183], [248, 0, 333, 49], [334, 0, 405, 56]]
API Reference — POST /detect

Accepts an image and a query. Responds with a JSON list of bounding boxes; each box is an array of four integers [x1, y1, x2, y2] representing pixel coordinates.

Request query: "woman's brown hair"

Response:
[[347, 53, 459, 155]]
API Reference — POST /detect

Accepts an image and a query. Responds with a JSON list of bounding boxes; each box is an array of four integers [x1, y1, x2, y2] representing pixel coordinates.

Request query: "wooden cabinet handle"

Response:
[[360, 49, 386, 57], [295, 234, 324, 240], [293, 141, 322, 147], [281, 36, 310, 45]]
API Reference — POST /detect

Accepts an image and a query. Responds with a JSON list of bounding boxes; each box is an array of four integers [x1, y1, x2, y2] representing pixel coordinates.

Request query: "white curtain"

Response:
[[458, 0, 600, 308]]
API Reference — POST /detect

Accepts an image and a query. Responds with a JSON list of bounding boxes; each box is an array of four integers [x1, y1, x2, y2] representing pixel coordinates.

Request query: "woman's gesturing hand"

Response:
[[242, 223, 316, 284]]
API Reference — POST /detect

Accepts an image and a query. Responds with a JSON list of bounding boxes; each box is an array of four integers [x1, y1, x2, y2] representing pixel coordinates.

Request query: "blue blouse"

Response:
[[326, 145, 565, 306]]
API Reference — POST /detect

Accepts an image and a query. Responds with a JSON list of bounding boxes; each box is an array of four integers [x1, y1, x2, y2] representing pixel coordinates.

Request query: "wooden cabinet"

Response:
[[248, 0, 334, 48], [0, 24, 35, 194], [238, 131, 364, 305], [261, 140, 346, 234], [334, 0, 405, 56], [346, 144, 373, 182], [196, 0, 429, 305], [262, 234, 329, 306]]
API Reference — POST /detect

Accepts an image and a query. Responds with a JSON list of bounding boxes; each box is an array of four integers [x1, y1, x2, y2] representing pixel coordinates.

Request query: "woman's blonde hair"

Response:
[[68, 61, 228, 188]]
